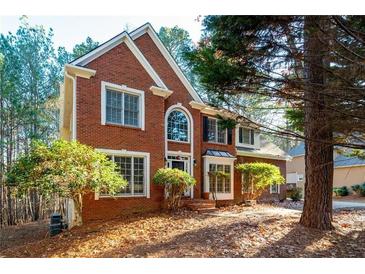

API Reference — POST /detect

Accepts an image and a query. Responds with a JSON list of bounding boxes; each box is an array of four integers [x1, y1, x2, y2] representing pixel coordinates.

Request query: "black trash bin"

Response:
[[49, 213, 64, 236]]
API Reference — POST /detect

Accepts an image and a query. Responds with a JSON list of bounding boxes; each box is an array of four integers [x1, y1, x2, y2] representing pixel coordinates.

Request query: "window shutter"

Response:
[[239, 127, 243, 143], [227, 128, 233, 145], [250, 130, 255, 145], [203, 116, 208, 142]]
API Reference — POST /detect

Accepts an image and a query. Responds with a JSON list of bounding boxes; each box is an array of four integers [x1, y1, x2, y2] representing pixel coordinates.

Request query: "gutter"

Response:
[[236, 150, 292, 161]]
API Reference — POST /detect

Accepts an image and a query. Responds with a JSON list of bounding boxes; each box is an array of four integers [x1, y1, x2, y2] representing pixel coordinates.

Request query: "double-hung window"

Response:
[[207, 118, 226, 144], [102, 82, 144, 129], [238, 127, 255, 146]]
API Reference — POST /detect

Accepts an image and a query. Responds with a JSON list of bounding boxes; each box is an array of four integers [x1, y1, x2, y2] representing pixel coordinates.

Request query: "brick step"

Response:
[[187, 203, 217, 210], [182, 199, 216, 206]]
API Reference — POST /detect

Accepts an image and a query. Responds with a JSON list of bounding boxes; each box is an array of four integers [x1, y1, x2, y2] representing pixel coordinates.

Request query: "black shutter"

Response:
[[239, 127, 243, 143], [250, 130, 255, 145], [227, 128, 233, 145], [203, 116, 208, 142]]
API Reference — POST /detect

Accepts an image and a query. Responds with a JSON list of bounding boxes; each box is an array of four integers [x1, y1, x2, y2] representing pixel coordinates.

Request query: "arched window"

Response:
[[167, 110, 189, 142]]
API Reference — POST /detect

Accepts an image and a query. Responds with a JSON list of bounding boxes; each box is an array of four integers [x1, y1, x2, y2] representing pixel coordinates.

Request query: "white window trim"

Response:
[[207, 117, 227, 145], [203, 156, 235, 200], [235, 126, 258, 148], [270, 184, 280, 194], [95, 148, 150, 199], [101, 81, 145, 130]]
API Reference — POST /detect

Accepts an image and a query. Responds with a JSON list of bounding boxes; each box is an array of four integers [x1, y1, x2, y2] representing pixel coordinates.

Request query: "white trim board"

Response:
[[130, 23, 203, 104], [71, 32, 166, 89]]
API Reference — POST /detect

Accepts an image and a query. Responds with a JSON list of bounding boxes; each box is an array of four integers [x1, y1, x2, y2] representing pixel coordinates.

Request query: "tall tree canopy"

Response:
[[0, 17, 99, 226], [158, 26, 204, 98], [187, 16, 365, 230]]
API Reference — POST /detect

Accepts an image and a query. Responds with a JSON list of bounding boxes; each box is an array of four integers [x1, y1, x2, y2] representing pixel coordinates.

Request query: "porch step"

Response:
[[181, 199, 217, 212]]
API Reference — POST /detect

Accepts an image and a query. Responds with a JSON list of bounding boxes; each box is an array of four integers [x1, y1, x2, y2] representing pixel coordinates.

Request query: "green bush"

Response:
[[351, 183, 365, 196], [236, 162, 285, 200], [153, 168, 196, 210], [333, 186, 349, 196], [287, 186, 302, 201], [6, 140, 127, 226]]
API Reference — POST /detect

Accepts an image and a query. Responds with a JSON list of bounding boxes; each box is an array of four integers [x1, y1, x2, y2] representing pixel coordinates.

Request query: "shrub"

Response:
[[351, 183, 365, 196], [153, 168, 196, 210], [287, 186, 303, 201], [6, 140, 127, 227], [236, 162, 285, 200], [333, 186, 349, 196]]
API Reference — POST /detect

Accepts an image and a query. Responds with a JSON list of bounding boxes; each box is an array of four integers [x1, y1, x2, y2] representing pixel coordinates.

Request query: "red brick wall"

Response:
[[76, 33, 205, 222], [77, 42, 167, 222], [74, 31, 288, 222], [134, 33, 203, 199]]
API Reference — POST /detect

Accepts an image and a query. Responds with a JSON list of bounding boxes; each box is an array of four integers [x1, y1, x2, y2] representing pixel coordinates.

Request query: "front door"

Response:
[[168, 159, 191, 197]]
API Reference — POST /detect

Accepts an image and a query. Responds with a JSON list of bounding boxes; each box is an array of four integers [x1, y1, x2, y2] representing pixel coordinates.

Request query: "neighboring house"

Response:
[[59, 23, 290, 223], [287, 142, 365, 190]]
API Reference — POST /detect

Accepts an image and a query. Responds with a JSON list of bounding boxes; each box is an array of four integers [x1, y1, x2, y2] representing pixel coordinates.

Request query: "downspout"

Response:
[[64, 70, 77, 229], [64, 70, 76, 141]]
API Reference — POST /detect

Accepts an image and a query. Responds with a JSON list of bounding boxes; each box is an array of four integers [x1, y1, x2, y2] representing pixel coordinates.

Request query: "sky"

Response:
[[0, 16, 204, 51]]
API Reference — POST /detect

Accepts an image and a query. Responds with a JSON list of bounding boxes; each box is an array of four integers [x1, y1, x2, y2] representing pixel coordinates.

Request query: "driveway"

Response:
[[333, 200, 365, 209]]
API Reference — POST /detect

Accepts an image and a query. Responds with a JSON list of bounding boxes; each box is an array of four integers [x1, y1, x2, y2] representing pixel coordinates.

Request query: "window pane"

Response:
[[209, 164, 216, 193], [242, 173, 251, 193], [271, 184, 278, 193], [224, 165, 231, 193], [217, 122, 226, 144], [216, 165, 223, 193], [124, 93, 139, 127], [207, 118, 216, 142], [106, 89, 123, 124], [133, 157, 144, 194], [115, 156, 132, 194], [242, 128, 250, 144], [167, 110, 188, 142]]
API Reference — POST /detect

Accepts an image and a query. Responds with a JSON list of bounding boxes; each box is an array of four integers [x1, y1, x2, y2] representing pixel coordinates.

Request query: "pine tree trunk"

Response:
[[299, 16, 334, 230]]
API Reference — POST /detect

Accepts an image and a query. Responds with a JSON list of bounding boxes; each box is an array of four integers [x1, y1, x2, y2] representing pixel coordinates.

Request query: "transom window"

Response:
[[167, 110, 189, 142], [106, 88, 140, 127], [104, 155, 146, 196], [238, 127, 255, 145], [209, 164, 231, 193], [207, 118, 226, 144]]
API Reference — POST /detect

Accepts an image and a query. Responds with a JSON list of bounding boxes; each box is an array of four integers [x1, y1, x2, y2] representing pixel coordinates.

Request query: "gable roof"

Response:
[[288, 142, 365, 168], [129, 23, 203, 103], [70, 30, 167, 89]]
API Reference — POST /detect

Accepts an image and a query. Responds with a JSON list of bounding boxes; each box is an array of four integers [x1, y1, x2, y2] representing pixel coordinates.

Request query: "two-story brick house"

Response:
[[59, 23, 290, 223]]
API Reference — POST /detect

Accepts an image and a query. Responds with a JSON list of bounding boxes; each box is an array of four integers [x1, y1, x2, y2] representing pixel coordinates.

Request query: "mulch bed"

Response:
[[1, 203, 364, 258]]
